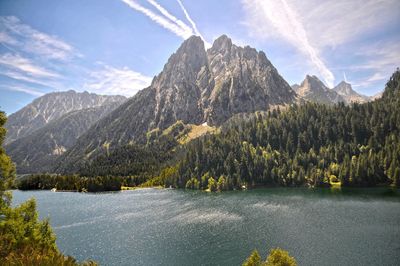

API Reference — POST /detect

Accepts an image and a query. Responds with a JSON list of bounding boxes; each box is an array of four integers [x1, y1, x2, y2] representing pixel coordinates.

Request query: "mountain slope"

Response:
[[333, 81, 369, 103], [6, 103, 123, 173], [55, 35, 297, 173], [164, 70, 400, 189], [294, 75, 344, 105], [5, 90, 126, 144]]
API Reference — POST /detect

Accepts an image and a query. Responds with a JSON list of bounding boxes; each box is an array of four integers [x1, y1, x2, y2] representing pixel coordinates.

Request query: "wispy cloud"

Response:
[[0, 16, 80, 61], [0, 69, 58, 88], [242, 0, 335, 87], [0, 53, 60, 78], [347, 42, 400, 90], [176, 0, 197, 33], [83, 64, 152, 96], [0, 16, 73, 91], [146, 0, 193, 34], [0, 31, 18, 46], [1, 85, 45, 96], [296, 0, 400, 48], [121, 0, 209, 46], [0, 16, 152, 99], [122, 0, 193, 39]]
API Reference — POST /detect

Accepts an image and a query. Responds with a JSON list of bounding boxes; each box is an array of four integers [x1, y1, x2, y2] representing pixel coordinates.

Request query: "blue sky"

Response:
[[0, 0, 399, 115]]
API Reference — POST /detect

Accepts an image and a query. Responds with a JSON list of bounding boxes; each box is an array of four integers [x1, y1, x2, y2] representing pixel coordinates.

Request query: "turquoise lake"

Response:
[[12, 188, 400, 266]]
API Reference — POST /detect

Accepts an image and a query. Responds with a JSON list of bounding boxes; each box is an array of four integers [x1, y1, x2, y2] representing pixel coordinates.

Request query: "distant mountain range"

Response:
[[5, 91, 126, 173], [6, 104, 124, 173], [5, 90, 126, 144], [4, 35, 384, 174], [292, 76, 375, 105], [292, 75, 344, 105], [333, 81, 370, 104]]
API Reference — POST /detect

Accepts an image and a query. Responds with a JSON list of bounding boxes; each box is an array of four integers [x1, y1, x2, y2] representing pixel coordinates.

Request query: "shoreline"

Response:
[[12, 184, 398, 194]]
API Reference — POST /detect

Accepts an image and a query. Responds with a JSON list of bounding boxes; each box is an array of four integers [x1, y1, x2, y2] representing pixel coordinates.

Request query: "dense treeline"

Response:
[[154, 70, 400, 190], [77, 144, 171, 178], [17, 174, 146, 192], [56, 122, 185, 178], [0, 111, 96, 265]]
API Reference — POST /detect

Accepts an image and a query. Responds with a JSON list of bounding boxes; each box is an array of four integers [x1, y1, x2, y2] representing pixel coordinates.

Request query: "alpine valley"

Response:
[[5, 35, 399, 190]]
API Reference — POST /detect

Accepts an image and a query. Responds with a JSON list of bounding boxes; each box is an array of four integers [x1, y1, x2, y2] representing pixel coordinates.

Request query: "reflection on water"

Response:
[[12, 188, 400, 266]]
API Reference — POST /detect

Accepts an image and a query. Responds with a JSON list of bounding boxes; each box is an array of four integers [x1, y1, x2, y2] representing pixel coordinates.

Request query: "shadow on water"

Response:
[[208, 186, 400, 201]]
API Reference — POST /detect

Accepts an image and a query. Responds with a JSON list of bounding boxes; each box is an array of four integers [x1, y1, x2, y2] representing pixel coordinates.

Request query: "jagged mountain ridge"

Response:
[[333, 81, 370, 104], [5, 103, 124, 174], [5, 90, 126, 144], [55, 35, 298, 172], [294, 75, 344, 105]]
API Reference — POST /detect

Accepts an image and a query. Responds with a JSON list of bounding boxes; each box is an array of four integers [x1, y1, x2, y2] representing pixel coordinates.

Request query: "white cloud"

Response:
[[146, 0, 193, 35], [296, 0, 400, 48], [0, 70, 58, 88], [0, 16, 74, 90], [0, 16, 79, 61], [122, 0, 194, 39], [0, 31, 18, 46], [1, 85, 45, 96], [242, 0, 400, 89], [121, 0, 209, 46], [0, 53, 60, 78], [176, 0, 210, 47], [342, 41, 399, 90], [83, 64, 152, 96], [242, 0, 335, 87]]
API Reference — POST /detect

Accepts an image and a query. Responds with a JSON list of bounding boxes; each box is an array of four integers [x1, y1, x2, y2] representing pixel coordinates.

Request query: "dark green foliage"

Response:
[[265, 248, 297, 266], [0, 198, 57, 258], [0, 109, 96, 265], [17, 174, 123, 192], [0, 111, 15, 195], [243, 250, 262, 266], [78, 144, 170, 178], [243, 248, 297, 266], [57, 122, 183, 179], [161, 70, 400, 190]]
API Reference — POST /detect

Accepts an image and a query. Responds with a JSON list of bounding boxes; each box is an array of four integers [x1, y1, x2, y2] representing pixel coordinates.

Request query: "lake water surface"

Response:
[[12, 188, 400, 266]]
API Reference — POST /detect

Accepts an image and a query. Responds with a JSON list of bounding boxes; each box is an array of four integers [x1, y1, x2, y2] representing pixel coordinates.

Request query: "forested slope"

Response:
[[156, 70, 400, 189]]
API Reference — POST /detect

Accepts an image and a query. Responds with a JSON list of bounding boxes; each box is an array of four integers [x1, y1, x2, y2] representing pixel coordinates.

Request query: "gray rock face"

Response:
[[291, 84, 300, 91], [5, 90, 126, 144], [56, 35, 298, 172], [150, 35, 208, 129], [6, 104, 122, 173], [204, 35, 296, 124], [333, 81, 370, 104], [295, 75, 344, 105]]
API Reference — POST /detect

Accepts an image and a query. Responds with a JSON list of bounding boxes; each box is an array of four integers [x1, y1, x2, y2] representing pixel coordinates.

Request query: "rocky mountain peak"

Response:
[[334, 81, 352, 95], [209, 34, 233, 52], [303, 75, 324, 86], [174, 35, 206, 68], [153, 35, 207, 89], [296, 75, 344, 105], [333, 81, 369, 103]]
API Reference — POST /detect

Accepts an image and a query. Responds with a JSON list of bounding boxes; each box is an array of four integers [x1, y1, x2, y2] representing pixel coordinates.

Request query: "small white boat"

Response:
[[51, 188, 57, 192]]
